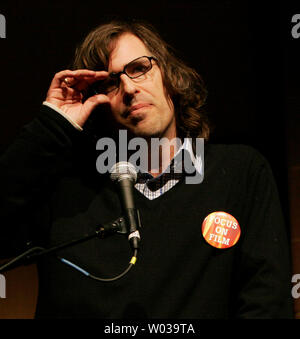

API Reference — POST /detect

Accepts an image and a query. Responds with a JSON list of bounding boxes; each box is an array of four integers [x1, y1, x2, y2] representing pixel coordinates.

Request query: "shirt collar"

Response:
[[173, 137, 203, 175], [137, 137, 203, 182]]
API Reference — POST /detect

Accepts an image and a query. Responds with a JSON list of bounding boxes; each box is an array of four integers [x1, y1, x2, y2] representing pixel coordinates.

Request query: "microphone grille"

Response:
[[109, 162, 138, 183]]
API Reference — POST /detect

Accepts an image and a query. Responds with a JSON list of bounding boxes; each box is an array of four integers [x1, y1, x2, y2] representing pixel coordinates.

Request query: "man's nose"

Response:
[[119, 74, 138, 97]]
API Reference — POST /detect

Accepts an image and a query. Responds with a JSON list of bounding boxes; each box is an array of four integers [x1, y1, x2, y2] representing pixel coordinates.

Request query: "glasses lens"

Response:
[[125, 57, 152, 78], [92, 77, 119, 94]]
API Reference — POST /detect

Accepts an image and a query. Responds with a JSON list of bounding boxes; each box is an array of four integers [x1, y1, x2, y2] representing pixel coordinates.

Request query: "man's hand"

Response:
[[45, 69, 110, 127]]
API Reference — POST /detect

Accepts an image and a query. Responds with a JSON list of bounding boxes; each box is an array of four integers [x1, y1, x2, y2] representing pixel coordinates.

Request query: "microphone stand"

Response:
[[0, 216, 128, 275]]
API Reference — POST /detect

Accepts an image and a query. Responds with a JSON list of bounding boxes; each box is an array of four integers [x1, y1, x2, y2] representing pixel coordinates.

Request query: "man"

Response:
[[0, 20, 293, 318]]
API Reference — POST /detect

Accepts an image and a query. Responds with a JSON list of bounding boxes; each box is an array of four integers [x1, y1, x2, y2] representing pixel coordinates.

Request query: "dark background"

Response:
[[0, 0, 299, 227]]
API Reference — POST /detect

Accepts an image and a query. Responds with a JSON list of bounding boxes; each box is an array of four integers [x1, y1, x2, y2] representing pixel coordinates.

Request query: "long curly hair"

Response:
[[72, 20, 210, 140]]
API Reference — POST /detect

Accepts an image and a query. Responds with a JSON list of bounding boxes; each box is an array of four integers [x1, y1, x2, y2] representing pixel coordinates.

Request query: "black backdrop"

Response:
[[0, 0, 299, 226]]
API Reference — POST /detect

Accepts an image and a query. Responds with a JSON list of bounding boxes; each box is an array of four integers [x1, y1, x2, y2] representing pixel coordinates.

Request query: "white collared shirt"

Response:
[[135, 138, 203, 200]]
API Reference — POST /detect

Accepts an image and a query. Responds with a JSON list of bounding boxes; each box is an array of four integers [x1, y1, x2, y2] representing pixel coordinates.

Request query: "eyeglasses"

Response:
[[92, 56, 157, 95]]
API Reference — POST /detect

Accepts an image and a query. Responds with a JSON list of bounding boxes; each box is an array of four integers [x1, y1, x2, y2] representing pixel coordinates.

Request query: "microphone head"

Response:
[[109, 162, 138, 183]]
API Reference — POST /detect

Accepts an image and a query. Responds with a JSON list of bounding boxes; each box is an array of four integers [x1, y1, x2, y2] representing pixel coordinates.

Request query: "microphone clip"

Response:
[[96, 211, 141, 243], [96, 216, 127, 238]]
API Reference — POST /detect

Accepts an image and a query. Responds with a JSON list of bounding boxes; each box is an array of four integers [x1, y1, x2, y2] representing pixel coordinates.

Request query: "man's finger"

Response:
[[50, 70, 109, 89], [83, 94, 111, 114]]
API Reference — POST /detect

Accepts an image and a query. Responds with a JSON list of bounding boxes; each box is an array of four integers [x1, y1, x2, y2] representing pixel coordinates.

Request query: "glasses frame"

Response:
[[91, 56, 157, 95], [109, 55, 157, 81]]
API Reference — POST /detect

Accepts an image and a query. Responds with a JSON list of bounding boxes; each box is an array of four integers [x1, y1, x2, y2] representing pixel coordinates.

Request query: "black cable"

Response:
[[1, 246, 138, 282], [58, 249, 138, 282]]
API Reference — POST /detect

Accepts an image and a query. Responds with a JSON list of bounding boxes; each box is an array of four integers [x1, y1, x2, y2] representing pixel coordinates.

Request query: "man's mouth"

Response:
[[124, 103, 152, 118]]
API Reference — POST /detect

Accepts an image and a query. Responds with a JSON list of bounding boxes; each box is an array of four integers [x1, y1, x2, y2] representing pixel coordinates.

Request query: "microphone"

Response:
[[110, 162, 140, 250]]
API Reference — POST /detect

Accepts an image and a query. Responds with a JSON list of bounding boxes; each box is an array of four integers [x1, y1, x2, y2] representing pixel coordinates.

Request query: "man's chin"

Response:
[[129, 129, 160, 139], [126, 119, 159, 138], [130, 124, 162, 139]]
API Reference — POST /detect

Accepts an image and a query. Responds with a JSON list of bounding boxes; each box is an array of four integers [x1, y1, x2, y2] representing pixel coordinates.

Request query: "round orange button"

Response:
[[202, 212, 241, 249]]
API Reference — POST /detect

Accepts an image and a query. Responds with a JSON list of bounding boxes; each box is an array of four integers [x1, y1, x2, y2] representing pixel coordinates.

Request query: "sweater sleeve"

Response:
[[233, 147, 294, 318], [0, 105, 82, 257]]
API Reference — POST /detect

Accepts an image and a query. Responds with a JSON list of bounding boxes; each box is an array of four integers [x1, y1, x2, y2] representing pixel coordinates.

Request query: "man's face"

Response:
[[106, 33, 176, 140]]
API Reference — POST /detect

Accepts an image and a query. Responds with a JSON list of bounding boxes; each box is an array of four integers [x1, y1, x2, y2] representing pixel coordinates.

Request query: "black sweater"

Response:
[[0, 106, 293, 318]]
